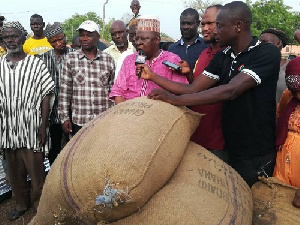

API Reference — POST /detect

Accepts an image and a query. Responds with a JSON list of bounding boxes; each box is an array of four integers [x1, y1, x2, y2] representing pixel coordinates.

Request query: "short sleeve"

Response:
[[241, 43, 281, 85], [202, 51, 223, 81]]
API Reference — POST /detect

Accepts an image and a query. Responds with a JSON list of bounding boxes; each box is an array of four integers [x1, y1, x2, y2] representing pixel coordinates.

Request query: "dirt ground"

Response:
[[0, 195, 36, 225]]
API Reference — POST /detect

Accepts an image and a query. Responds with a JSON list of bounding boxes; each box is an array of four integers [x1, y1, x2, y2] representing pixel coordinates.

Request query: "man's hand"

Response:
[[292, 189, 300, 208], [136, 64, 155, 80], [38, 124, 47, 147], [62, 120, 72, 133], [148, 89, 177, 105], [178, 60, 191, 74]]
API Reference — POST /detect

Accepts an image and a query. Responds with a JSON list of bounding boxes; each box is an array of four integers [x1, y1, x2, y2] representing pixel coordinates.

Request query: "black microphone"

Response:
[[135, 50, 146, 79]]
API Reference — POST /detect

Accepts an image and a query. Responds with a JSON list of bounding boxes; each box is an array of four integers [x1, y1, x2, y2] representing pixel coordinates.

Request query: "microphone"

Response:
[[135, 50, 146, 79]]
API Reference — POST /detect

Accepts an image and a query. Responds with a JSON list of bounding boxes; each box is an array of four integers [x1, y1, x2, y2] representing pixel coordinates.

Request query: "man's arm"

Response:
[[115, 96, 126, 104], [148, 72, 257, 106], [138, 63, 217, 94], [59, 58, 73, 133], [109, 55, 134, 103], [38, 94, 50, 146]]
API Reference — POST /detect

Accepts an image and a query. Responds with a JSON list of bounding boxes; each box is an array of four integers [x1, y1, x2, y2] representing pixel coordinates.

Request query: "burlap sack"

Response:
[[111, 141, 253, 225], [252, 177, 300, 225], [29, 97, 201, 225]]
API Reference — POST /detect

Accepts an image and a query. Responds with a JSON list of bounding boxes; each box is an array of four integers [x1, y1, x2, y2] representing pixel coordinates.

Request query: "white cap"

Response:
[[77, 20, 99, 33]]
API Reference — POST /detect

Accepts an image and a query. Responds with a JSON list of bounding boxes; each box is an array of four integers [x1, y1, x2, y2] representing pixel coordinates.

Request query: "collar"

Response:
[[223, 37, 260, 56], [140, 49, 164, 67], [111, 41, 134, 51], [52, 47, 73, 57], [178, 35, 203, 46], [78, 48, 102, 60], [206, 44, 226, 54]]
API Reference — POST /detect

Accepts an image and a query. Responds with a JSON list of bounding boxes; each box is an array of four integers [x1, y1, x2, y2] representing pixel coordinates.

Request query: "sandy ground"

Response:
[[0, 195, 36, 225]]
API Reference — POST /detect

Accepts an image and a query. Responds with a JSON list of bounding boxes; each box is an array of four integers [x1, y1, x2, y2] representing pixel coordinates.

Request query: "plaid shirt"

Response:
[[39, 47, 74, 124], [58, 49, 115, 126]]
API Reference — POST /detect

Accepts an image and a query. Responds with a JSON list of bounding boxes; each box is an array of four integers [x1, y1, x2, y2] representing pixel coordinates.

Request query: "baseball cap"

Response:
[[77, 20, 99, 33]]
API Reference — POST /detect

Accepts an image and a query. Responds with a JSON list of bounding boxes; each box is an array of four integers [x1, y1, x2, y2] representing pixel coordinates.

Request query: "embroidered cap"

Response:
[[77, 20, 99, 34], [285, 57, 300, 90], [45, 22, 63, 39], [137, 15, 160, 33], [3, 21, 28, 37]]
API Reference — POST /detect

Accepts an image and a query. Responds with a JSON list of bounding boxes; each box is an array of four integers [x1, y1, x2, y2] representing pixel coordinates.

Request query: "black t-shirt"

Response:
[[203, 37, 281, 157]]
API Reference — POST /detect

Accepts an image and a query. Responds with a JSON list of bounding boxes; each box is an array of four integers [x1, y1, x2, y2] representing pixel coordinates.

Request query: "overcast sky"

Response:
[[1, 0, 299, 40]]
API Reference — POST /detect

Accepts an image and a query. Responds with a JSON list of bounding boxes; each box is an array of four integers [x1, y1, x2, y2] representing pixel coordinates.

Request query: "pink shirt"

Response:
[[109, 50, 188, 100]]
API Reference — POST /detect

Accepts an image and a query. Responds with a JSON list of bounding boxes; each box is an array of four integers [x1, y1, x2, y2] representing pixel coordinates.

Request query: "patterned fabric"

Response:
[[109, 50, 188, 100], [58, 49, 115, 126], [286, 75, 300, 90], [0, 55, 55, 152], [137, 15, 160, 33], [3, 21, 28, 37], [39, 47, 74, 124], [285, 57, 300, 89], [274, 91, 300, 188], [44, 22, 63, 39]]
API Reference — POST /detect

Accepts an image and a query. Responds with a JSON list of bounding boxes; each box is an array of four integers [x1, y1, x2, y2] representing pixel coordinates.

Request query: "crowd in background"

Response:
[[1, 0, 300, 221]]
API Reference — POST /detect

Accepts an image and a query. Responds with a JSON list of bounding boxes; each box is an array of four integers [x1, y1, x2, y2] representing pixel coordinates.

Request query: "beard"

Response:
[[6, 45, 23, 54], [116, 43, 125, 48]]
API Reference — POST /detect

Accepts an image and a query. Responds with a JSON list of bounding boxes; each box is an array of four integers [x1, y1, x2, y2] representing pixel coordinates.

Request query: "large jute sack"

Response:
[[252, 177, 300, 225], [29, 97, 201, 225], [111, 141, 253, 225]]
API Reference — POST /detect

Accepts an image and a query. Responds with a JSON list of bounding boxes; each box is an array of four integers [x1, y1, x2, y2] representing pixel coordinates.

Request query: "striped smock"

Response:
[[0, 54, 55, 152]]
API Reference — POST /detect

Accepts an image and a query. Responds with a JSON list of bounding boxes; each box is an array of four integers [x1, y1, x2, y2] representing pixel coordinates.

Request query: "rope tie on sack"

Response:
[[95, 178, 131, 213], [253, 177, 277, 223]]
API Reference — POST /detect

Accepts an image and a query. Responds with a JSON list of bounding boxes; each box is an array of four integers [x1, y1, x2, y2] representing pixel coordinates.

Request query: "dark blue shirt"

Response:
[[168, 35, 208, 71]]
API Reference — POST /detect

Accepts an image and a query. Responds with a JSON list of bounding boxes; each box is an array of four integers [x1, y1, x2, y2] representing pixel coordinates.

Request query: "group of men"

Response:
[[0, 0, 298, 221]]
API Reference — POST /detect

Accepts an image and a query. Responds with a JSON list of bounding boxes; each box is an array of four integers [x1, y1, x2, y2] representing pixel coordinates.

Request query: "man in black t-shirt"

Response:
[[145, 1, 281, 187]]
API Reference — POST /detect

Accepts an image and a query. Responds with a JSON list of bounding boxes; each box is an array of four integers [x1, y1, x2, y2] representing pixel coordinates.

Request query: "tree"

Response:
[[248, 0, 299, 43], [61, 12, 114, 43], [160, 32, 174, 42], [183, 0, 224, 16], [185, 0, 300, 45]]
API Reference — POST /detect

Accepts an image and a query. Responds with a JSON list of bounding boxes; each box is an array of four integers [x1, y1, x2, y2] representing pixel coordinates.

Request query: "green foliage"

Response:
[[248, 0, 299, 43], [184, 0, 224, 34], [61, 12, 114, 43], [184, 0, 224, 15], [160, 32, 174, 41], [185, 0, 300, 45]]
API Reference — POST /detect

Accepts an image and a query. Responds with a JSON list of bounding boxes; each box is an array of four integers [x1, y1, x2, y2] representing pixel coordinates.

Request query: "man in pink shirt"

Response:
[[109, 15, 188, 104]]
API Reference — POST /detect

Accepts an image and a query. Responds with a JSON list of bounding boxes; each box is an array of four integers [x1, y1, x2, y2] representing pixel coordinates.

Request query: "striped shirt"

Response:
[[58, 49, 115, 126], [39, 47, 74, 124], [0, 55, 55, 152]]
